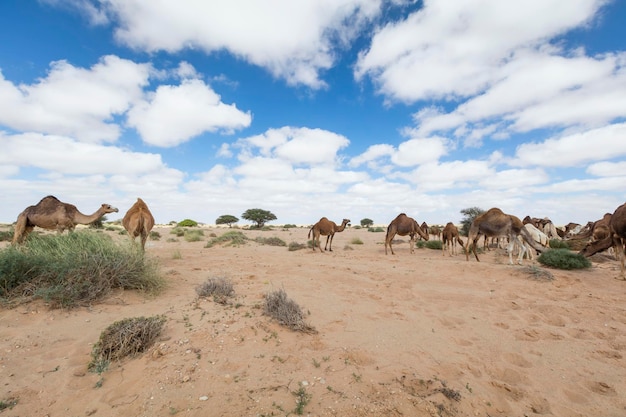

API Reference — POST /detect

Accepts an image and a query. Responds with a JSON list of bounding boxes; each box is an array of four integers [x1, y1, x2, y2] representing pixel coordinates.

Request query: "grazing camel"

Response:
[[385, 213, 429, 255], [441, 222, 464, 256], [419, 222, 429, 240], [12, 195, 119, 244], [307, 217, 350, 252], [429, 224, 442, 240], [579, 203, 626, 279], [465, 208, 546, 265], [122, 198, 155, 252]]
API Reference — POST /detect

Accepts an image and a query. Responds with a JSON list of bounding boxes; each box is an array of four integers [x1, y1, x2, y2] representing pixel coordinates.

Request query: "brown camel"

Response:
[[122, 198, 155, 252], [420, 222, 429, 240], [579, 203, 626, 279], [307, 217, 350, 252], [441, 222, 464, 256], [385, 213, 429, 255], [465, 208, 546, 264], [429, 224, 442, 239], [12, 195, 119, 244]]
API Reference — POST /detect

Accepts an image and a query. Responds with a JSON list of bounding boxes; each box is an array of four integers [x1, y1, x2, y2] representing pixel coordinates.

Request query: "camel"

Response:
[[465, 208, 546, 265], [420, 222, 429, 240], [384, 213, 429, 255], [12, 195, 119, 244], [579, 203, 626, 279], [441, 222, 464, 256], [429, 224, 442, 240], [122, 198, 155, 252], [307, 217, 350, 252]]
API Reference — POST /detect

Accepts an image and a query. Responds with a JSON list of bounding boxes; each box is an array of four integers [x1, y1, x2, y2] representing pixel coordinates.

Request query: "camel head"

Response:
[[100, 204, 119, 215]]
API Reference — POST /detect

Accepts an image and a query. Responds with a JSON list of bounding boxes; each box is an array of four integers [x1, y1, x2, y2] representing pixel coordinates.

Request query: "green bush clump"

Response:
[[255, 236, 286, 246], [205, 231, 248, 247], [0, 232, 164, 308], [538, 249, 591, 270], [368, 227, 385, 233], [350, 238, 363, 245], [177, 219, 198, 227], [0, 229, 13, 242], [423, 240, 443, 250], [288, 242, 307, 251], [184, 229, 205, 242], [549, 239, 570, 249]]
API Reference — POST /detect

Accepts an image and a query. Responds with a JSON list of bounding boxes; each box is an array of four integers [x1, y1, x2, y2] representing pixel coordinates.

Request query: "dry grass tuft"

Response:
[[264, 288, 316, 333], [196, 277, 235, 304]]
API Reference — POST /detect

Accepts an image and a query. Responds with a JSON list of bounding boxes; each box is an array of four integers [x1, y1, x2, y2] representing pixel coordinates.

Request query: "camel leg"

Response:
[[385, 231, 395, 255], [140, 232, 148, 252], [324, 235, 332, 251], [409, 234, 415, 254], [614, 236, 625, 279]]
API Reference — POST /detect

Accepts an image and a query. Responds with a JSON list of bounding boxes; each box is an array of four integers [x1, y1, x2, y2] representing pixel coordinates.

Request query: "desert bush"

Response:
[[368, 227, 385, 233], [350, 238, 363, 245], [549, 239, 570, 249], [538, 249, 591, 270], [170, 227, 185, 237], [264, 288, 316, 333], [522, 265, 554, 281], [196, 277, 235, 304], [282, 224, 297, 229], [177, 219, 198, 227], [255, 236, 286, 246], [184, 229, 205, 242], [150, 231, 161, 240], [205, 230, 248, 248], [0, 232, 164, 308], [288, 242, 307, 251], [0, 230, 13, 242], [415, 240, 426, 249], [89, 315, 166, 373], [423, 240, 443, 250]]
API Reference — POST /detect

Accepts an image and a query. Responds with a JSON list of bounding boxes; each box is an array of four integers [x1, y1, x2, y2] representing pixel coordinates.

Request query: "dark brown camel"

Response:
[[12, 195, 119, 244], [420, 222, 429, 240], [308, 217, 350, 252], [465, 208, 546, 265], [385, 213, 429, 255], [441, 222, 464, 256], [579, 203, 626, 279], [122, 198, 155, 252]]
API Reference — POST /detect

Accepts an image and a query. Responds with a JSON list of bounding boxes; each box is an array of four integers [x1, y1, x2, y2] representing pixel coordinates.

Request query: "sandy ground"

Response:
[[1, 225, 626, 417]]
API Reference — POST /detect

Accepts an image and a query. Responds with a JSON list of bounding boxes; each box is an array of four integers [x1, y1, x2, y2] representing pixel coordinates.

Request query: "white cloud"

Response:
[[587, 161, 626, 177], [126, 79, 252, 147], [0, 55, 151, 143]]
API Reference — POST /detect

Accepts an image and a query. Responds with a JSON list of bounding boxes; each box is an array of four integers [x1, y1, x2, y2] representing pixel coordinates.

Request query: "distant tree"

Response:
[[177, 219, 198, 227], [360, 218, 374, 228], [241, 208, 277, 229], [459, 207, 485, 236], [216, 214, 239, 228]]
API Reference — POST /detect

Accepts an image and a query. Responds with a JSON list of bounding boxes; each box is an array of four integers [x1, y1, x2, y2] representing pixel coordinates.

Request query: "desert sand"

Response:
[[1, 225, 625, 417]]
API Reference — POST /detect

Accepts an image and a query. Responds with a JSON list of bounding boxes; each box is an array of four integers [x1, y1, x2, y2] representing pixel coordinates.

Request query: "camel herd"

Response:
[[11, 195, 154, 251], [9, 196, 626, 278]]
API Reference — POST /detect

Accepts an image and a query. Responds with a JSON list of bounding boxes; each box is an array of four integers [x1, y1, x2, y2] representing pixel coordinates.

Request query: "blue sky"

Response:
[[1, 0, 625, 226]]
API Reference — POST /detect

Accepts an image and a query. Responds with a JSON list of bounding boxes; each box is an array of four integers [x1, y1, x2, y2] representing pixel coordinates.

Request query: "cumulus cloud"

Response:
[[126, 79, 252, 147], [0, 55, 150, 143]]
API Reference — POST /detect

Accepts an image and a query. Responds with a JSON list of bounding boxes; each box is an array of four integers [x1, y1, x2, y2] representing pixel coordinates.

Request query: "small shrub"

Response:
[[368, 227, 385, 233], [255, 236, 287, 246], [288, 242, 307, 251], [283, 224, 297, 229], [0, 230, 13, 242], [423, 240, 443, 250], [177, 219, 198, 227], [264, 288, 316, 333], [549, 239, 570, 249], [522, 265, 554, 281], [205, 231, 248, 247], [0, 397, 18, 411], [89, 315, 166, 373], [538, 249, 591, 270], [415, 240, 426, 249], [170, 227, 185, 237], [350, 238, 363, 245], [184, 229, 205, 242], [149, 231, 161, 240], [196, 277, 235, 304]]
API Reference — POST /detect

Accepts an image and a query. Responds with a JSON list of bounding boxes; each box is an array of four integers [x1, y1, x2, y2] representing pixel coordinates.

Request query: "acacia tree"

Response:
[[241, 208, 277, 229], [459, 207, 485, 236], [360, 218, 374, 228], [216, 215, 239, 228]]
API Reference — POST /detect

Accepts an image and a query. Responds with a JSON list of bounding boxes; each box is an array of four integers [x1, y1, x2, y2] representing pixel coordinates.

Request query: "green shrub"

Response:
[[538, 249, 591, 270], [368, 227, 385, 233], [0, 232, 163, 308], [205, 231, 248, 248], [255, 236, 286, 246], [282, 224, 297, 229], [177, 219, 198, 227], [549, 239, 570, 249], [170, 227, 185, 237], [149, 231, 161, 240], [0, 229, 13, 242], [288, 242, 307, 251], [350, 238, 363, 245], [423, 240, 443, 250], [184, 229, 205, 242]]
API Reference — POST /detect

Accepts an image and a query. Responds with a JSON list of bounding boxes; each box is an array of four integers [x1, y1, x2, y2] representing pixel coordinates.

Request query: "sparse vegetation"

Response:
[[288, 241, 307, 251], [196, 277, 235, 304], [0, 232, 163, 308], [522, 265, 554, 281], [89, 315, 166, 373], [264, 288, 316, 333], [368, 227, 385, 233], [255, 236, 287, 246], [350, 237, 363, 245], [293, 385, 312, 415], [538, 249, 591, 270], [184, 229, 205, 242], [150, 231, 161, 240], [205, 231, 249, 247], [0, 397, 18, 411]]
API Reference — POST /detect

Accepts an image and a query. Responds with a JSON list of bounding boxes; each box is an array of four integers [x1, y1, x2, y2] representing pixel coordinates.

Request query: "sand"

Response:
[[1, 225, 625, 417]]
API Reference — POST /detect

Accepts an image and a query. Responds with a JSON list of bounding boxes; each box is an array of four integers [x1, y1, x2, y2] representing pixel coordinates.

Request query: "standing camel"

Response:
[[12, 195, 119, 244], [308, 217, 351, 252], [465, 208, 546, 265], [579, 202, 626, 279], [441, 222, 464, 256], [122, 198, 155, 252], [385, 213, 429, 255]]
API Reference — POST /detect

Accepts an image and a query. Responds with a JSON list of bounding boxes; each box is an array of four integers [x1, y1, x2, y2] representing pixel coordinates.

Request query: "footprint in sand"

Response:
[[587, 380, 617, 396], [503, 352, 533, 368]]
